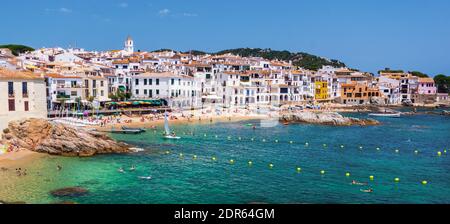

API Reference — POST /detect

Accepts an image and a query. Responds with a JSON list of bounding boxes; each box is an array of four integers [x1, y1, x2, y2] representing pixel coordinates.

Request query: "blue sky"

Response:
[[1, 0, 449, 75]]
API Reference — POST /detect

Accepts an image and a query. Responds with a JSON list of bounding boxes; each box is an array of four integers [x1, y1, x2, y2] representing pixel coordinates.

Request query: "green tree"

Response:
[[410, 71, 429, 78], [434, 74, 450, 93]]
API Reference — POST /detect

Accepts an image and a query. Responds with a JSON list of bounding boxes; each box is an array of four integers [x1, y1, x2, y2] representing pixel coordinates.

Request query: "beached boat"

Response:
[[122, 126, 146, 132], [368, 113, 401, 118], [163, 112, 181, 140]]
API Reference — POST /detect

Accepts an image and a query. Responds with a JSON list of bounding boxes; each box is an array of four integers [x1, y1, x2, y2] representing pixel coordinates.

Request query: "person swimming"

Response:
[[351, 180, 368, 186], [118, 167, 125, 173], [360, 188, 374, 193], [138, 176, 152, 180], [129, 165, 136, 171]]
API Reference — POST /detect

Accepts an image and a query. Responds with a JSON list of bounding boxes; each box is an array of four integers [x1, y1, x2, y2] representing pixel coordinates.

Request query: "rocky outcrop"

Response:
[[1, 118, 132, 157], [280, 112, 380, 126]]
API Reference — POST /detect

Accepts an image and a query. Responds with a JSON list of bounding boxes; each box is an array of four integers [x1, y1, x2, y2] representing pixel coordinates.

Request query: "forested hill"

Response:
[[0, 44, 34, 56], [178, 48, 344, 71]]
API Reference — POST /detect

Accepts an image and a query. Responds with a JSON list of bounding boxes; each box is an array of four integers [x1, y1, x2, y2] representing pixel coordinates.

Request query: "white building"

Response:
[[131, 72, 201, 109], [0, 68, 47, 130], [124, 36, 134, 54]]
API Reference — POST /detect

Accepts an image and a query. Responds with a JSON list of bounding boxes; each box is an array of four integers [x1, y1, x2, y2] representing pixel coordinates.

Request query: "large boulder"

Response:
[[2, 118, 131, 157], [280, 112, 380, 126]]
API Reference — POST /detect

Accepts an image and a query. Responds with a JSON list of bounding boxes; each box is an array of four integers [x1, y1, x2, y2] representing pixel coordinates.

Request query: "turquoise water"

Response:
[[1, 112, 450, 204]]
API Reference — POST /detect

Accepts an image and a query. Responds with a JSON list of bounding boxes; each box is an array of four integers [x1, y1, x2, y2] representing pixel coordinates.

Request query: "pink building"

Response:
[[417, 78, 437, 95]]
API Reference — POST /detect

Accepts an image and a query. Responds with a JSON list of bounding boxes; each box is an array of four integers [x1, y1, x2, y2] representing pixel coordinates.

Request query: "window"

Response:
[[8, 99, 15, 111], [8, 82, 14, 97], [101, 90, 104, 96], [135, 79, 139, 85], [171, 79, 175, 85], [149, 90, 153, 98], [144, 79, 148, 85], [71, 91, 77, 96], [149, 79, 153, 85], [136, 89, 139, 95], [22, 82, 28, 97], [93, 80, 97, 88], [156, 89, 160, 95], [24, 101, 29, 111], [100, 81, 104, 87], [144, 89, 147, 95], [156, 79, 159, 85]]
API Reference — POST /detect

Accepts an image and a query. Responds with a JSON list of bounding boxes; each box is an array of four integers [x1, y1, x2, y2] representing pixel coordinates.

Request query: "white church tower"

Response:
[[124, 35, 134, 53]]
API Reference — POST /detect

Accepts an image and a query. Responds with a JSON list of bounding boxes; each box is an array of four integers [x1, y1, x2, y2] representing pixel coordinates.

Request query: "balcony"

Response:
[[56, 94, 71, 100]]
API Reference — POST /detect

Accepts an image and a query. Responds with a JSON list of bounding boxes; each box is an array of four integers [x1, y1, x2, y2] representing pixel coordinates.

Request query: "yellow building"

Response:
[[315, 81, 329, 100]]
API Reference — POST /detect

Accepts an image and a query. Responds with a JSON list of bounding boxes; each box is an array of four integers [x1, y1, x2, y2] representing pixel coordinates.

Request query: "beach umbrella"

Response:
[[132, 101, 140, 106]]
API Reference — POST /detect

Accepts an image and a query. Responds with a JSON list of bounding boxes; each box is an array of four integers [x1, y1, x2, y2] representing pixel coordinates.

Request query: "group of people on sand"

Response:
[[351, 180, 374, 193], [15, 168, 27, 177]]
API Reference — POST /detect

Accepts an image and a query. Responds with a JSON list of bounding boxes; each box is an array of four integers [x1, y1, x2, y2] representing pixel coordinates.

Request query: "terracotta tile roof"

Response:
[[418, 78, 435, 83], [0, 68, 44, 80]]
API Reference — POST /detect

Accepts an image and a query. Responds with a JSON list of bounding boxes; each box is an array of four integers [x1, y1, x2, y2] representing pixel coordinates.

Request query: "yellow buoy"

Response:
[[238, 137, 242, 141], [165, 150, 170, 154], [263, 139, 266, 142], [229, 159, 235, 164], [251, 138, 255, 141], [193, 155, 197, 160], [444, 150, 447, 154], [323, 144, 327, 147], [289, 141, 294, 144], [359, 146, 363, 150], [422, 180, 428, 185], [414, 150, 419, 154], [269, 163, 274, 169], [395, 149, 399, 153], [376, 147, 380, 151], [394, 177, 400, 182], [297, 167, 302, 172], [212, 157, 217, 161], [369, 175, 374, 181], [346, 172, 351, 177], [248, 161, 253, 166], [320, 170, 325, 175], [438, 151, 442, 156], [275, 140, 279, 143], [340, 145, 345, 148], [179, 153, 184, 157]]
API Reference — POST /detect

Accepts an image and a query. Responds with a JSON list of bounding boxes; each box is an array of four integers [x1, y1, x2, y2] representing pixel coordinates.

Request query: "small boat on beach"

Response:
[[163, 112, 181, 140], [368, 113, 401, 118], [122, 126, 146, 132]]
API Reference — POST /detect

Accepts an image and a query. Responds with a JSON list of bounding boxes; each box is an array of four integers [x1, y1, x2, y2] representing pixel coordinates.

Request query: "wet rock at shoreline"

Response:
[[50, 187, 89, 197], [1, 118, 132, 157], [281, 111, 380, 126]]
